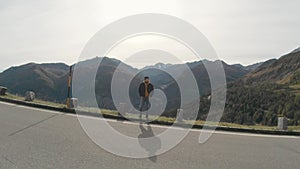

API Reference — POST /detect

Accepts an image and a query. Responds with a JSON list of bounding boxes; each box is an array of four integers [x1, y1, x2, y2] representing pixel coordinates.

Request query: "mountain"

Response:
[[291, 47, 300, 54], [0, 63, 69, 102], [243, 51, 300, 84], [0, 57, 249, 115], [201, 48, 300, 126], [2, 47, 300, 126], [233, 62, 263, 71], [73, 57, 249, 115], [142, 62, 173, 70]]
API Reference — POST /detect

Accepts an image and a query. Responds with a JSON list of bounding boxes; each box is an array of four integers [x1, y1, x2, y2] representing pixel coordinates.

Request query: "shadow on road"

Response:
[[138, 123, 161, 162]]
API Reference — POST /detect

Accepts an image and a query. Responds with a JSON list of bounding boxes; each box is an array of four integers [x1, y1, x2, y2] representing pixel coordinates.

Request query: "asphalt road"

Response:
[[0, 101, 299, 169]]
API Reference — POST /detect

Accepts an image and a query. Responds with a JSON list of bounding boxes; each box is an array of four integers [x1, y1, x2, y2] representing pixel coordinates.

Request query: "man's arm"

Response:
[[149, 84, 154, 97], [138, 83, 142, 96]]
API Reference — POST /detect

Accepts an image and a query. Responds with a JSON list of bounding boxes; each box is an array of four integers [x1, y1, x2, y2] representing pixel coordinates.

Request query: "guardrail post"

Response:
[[118, 102, 126, 117], [177, 109, 183, 122], [278, 117, 288, 130], [0, 86, 7, 95]]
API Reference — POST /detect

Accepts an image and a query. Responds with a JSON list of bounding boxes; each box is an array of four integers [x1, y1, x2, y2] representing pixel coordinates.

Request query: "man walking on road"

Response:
[[139, 76, 154, 121]]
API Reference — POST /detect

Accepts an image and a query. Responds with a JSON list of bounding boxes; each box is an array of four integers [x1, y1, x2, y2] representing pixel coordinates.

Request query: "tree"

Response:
[[294, 111, 300, 126]]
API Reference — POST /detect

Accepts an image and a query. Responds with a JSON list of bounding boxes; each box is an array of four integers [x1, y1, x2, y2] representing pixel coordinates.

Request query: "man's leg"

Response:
[[145, 97, 150, 120], [139, 97, 145, 118]]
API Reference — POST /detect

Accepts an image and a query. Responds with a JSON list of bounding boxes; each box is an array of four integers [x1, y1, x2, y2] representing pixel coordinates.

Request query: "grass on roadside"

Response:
[[1, 93, 300, 132], [1, 93, 65, 108]]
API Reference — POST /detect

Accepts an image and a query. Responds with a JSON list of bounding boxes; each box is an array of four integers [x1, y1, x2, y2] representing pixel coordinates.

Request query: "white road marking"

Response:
[[1, 101, 299, 139], [0, 101, 15, 106]]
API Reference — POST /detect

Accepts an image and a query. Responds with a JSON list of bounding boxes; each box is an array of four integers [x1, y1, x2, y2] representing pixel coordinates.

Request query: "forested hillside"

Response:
[[198, 49, 300, 126]]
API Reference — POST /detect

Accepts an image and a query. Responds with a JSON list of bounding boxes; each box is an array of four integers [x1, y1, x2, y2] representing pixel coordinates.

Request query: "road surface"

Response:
[[0, 101, 299, 169]]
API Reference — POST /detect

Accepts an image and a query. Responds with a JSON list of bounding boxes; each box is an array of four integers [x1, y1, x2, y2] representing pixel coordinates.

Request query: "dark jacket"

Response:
[[139, 82, 154, 97]]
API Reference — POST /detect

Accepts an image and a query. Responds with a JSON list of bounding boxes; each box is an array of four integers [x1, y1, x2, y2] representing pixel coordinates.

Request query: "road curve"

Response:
[[0, 101, 299, 169]]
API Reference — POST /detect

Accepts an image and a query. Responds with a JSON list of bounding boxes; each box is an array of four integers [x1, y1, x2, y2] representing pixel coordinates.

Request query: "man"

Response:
[[138, 76, 154, 120]]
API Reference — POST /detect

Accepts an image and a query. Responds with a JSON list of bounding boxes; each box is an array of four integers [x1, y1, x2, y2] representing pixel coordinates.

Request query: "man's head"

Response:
[[144, 76, 150, 83]]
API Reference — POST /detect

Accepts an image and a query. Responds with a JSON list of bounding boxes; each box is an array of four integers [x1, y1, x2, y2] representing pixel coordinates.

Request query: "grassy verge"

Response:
[[2, 93, 65, 108], [1, 93, 300, 132]]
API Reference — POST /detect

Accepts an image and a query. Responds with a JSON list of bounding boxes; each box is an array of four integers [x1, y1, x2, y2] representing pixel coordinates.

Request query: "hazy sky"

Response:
[[0, 0, 300, 71]]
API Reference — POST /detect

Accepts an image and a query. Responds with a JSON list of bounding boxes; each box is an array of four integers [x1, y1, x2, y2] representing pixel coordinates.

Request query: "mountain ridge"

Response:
[[0, 57, 249, 103], [2, 47, 300, 125]]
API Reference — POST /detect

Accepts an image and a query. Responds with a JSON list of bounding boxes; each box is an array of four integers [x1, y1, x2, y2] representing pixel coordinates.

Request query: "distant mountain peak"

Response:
[[142, 62, 172, 70], [232, 62, 263, 71]]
